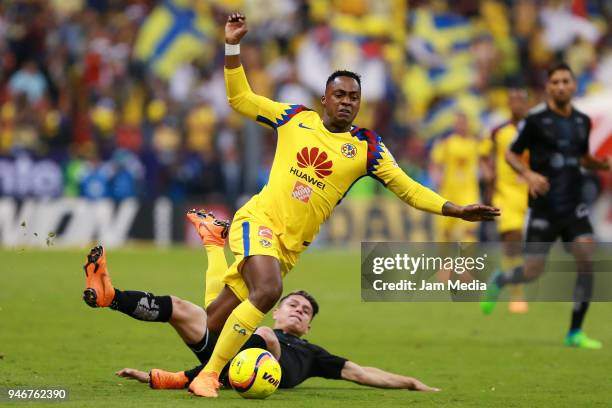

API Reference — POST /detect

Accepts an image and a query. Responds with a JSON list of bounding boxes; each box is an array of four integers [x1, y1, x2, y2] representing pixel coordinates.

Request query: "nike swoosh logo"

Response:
[[298, 123, 314, 130]]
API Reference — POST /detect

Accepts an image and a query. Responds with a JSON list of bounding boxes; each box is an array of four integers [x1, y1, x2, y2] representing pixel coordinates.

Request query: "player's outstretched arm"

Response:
[[225, 13, 247, 69], [116, 368, 150, 384], [442, 202, 500, 222], [340, 361, 440, 391], [371, 143, 499, 221], [224, 13, 294, 128]]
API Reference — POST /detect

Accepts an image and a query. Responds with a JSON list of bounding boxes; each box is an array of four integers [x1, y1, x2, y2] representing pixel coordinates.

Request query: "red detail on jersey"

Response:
[[296, 147, 333, 178], [292, 181, 312, 203], [258, 226, 273, 239]]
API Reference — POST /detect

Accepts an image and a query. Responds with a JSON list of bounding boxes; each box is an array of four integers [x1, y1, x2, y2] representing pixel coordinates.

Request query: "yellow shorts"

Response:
[[223, 212, 300, 301], [493, 193, 527, 234], [434, 216, 478, 242], [496, 205, 527, 234]]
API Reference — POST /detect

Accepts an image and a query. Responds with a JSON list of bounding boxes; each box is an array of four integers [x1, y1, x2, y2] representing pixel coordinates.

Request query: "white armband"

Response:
[[225, 43, 240, 56]]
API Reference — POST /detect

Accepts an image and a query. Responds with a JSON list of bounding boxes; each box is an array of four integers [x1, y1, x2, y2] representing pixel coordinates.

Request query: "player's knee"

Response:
[[249, 282, 283, 312], [570, 240, 594, 263], [576, 260, 593, 275], [573, 250, 593, 265], [524, 258, 545, 280]]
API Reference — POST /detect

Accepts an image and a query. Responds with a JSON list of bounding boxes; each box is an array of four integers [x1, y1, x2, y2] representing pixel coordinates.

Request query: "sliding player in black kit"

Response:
[[481, 63, 612, 348], [116, 290, 438, 392], [81, 211, 438, 391]]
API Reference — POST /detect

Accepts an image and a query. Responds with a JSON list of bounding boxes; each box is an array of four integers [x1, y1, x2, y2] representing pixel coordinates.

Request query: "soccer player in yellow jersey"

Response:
[[430, 112, 482, 242], [481, 89, 530, 313], [180, 13, 499, 397]]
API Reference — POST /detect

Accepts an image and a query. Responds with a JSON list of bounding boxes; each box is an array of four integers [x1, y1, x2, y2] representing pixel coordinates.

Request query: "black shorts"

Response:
[[524, 203, 593, 255]]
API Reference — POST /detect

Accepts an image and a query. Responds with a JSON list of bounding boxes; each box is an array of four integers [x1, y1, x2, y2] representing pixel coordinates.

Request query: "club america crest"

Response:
[[341, 143, 357, 159]]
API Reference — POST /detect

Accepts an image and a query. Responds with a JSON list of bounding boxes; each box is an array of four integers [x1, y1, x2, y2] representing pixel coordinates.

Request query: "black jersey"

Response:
[[187, 330, 348, 389], [510, 103, 591, 214], [272, 329, 348, 388]]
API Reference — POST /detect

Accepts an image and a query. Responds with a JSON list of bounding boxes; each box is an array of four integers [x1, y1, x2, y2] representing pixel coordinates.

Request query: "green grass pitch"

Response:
[[1, 247, 611, 407]]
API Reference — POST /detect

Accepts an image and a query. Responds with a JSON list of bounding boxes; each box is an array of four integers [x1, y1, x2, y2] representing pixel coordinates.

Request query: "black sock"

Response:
[[569, 273, 593, 333], [184, 329, 259, 379], [183, 330, 217, 383], [573, 273, 593, 303], [569, 301, 590, 334], [184, 365, 204, 384], [186, 330, 219, 364], [110, 289, 172, 322]]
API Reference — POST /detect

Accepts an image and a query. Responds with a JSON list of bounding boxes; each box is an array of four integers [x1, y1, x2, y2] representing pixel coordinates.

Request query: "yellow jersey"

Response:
[[430, 133, 480, 205], [225, 66, 448, 252], [486, 121, 529, 209]]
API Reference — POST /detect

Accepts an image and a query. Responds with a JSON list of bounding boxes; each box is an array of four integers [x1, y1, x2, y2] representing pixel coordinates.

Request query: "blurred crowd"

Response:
[[0, 0, 611, 207]]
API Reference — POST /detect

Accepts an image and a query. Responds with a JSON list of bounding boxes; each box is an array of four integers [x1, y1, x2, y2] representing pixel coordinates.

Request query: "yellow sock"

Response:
[[203, 299, 264, 375], [203, 245, 228, 308]]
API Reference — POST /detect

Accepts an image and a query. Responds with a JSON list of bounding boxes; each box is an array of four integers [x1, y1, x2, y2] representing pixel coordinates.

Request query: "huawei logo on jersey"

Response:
[[296, 147, 333, 178]]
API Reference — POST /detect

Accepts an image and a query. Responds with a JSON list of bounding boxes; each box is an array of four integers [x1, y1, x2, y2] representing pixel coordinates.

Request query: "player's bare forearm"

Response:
[[581, 154, 611, 171], [116, 368, 150, 384], [225, 53, 241, 69], [254, 327, 282, 360], [506, 149, 549, 197], [505, 150, 528, 175], [361, 367, 421, 389], [442, 202, 500, 222], [341, 362, 439, 391], [224, 13, 248, 69]]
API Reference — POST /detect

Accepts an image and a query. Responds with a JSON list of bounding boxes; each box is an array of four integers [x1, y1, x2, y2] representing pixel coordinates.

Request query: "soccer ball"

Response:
[[228, 348, 282, 399]]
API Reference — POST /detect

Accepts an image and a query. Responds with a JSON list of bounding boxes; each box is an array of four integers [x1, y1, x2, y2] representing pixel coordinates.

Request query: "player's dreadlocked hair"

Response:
[[279, 290, 320, 318], [326, 70, 361, 89]]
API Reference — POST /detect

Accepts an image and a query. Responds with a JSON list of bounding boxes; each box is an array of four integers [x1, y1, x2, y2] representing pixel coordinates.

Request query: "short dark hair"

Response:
[[326, 70, 361, 89], [279, 290, 319, 318], [547, 62, 575, 79]]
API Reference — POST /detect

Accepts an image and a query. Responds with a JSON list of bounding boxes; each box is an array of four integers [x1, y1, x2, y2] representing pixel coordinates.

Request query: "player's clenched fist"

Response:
[[225, 13, 248, 44]]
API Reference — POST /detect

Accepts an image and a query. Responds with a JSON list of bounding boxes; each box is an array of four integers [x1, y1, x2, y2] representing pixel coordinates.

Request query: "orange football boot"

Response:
[[509, 301, 529, 314], [509, 285, 528, 313], [150, 369, 189, 389], [188, 371, 220, 398], [186, 209, 229, 247], [83, 245, 115, 308]]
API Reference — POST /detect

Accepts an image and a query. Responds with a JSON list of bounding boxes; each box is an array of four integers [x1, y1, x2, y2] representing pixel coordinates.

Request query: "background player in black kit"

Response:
[[116, 290, 439, 392], [481, 63, 611, 349]]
